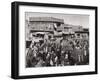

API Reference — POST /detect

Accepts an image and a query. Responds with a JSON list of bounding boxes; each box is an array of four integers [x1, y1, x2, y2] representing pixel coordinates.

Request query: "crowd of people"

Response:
[[26, 35, 89, 67]]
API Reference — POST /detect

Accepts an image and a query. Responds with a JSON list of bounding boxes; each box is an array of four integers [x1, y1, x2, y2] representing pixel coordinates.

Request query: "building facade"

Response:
[[26, 17, 88, 41]]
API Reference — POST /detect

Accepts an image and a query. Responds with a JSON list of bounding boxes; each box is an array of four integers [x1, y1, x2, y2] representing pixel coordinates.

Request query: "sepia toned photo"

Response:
[[25, 12, 89, 68]]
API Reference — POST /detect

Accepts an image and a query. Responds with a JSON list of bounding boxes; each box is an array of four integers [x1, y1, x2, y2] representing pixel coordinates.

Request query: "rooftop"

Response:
[[29, 17, 64, 23]]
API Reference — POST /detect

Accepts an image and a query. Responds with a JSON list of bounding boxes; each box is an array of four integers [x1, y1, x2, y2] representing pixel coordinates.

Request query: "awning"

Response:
[[35, 32, 45, 35]]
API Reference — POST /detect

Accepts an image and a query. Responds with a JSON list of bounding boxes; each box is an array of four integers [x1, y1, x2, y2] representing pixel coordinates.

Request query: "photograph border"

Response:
[[11, 1, 98, 79]]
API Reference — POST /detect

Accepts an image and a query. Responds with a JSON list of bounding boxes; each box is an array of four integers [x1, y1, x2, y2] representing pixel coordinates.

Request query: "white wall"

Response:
[[0, 0, 99, 81]]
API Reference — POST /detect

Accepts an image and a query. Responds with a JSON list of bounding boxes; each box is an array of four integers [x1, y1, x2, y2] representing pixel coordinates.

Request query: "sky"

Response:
[[25, 12, 89, 28]]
